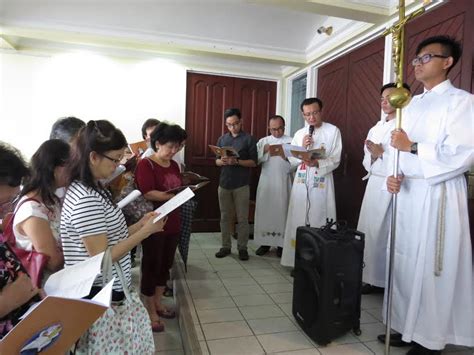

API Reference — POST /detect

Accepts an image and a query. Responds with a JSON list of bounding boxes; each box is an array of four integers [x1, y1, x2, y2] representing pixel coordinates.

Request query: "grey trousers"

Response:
[[218, 185, 250, 251]]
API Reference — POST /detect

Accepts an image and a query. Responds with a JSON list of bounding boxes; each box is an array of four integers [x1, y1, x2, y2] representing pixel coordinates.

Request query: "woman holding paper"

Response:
[[61, 120, 166, 353], [135, 122, 187, 332], [12, 139, 70, 283]]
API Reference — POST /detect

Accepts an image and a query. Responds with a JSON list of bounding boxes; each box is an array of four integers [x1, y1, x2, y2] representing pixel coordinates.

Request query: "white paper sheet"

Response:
[[282, 144, 306, 158], [117, 189, 141, 209], [90, 279, 114, 307], [153, 187, 195, 223], [44, 252, 104, 299]]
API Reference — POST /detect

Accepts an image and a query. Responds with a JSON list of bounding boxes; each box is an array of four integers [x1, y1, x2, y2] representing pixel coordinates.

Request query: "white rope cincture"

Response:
[[434, 182, 446, 277]]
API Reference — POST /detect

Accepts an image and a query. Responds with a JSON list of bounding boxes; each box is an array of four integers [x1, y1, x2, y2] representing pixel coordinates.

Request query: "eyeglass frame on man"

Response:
[[226, 122, 241, 128], [411, 53, 449, 66], [302, 111, 321, 118]]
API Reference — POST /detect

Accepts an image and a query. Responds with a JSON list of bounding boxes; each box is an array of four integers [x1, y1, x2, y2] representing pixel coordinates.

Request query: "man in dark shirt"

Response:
[[215, 108, 257, 260]]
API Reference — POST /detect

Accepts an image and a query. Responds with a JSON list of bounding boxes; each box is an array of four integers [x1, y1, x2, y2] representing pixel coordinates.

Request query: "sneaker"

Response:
[[255, 245, 270, 256], [238, 249, 249, 261], [215, 248, 231, 258]]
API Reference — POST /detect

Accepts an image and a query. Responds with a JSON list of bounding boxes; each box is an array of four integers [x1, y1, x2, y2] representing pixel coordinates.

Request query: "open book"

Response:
[[268, 144, 286, 159], [0, 253, 113, 355], [281, 144, 326, 160], [153, 187, 195, 223], [129, 140, 148, 157], [208, 145, 239, 158], [164, 171, 210, 193]]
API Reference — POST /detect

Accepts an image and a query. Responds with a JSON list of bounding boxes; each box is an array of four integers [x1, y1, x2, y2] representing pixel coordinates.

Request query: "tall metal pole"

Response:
[[381, 1, 427, 354]]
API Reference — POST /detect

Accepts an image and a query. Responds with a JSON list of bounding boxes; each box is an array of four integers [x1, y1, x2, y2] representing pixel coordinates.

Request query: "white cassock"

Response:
[[357, 117, 395, 287], [281, 122, 342, 267], [254, 134, 293, 248], [383, 80, 474, 350]]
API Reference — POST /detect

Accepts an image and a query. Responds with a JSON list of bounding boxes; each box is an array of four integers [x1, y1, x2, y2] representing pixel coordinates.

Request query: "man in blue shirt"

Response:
[[215, 108, 257, 261]]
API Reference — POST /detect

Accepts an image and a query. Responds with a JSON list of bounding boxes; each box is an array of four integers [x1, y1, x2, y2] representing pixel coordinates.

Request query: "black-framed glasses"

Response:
[[303, 111, 321, 118], [226, 122, 241, 128], [411, 53, 448, 66], [99, 153, 122, 165], [269, 126, 285, 132]]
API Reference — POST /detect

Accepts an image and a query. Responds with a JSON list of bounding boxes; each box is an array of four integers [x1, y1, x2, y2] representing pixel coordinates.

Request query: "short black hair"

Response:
[[0, 142, 29, 187], [416, 35, 462, 73], [300, 98, 323, 112], [380, 82, 411, 95], [224, 108, 241, 120], [141, 118, 160, 140], [150, 123, 187, 152], [269, 115, 285, 126], [49, 116, 86, 143]]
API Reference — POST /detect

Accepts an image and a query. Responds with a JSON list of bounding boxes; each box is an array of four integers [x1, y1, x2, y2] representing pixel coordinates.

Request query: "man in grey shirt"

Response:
[[215, 108, 257, 260]]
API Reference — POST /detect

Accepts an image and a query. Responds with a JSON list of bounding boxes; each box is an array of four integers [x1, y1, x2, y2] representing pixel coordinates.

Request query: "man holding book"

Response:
[[281, 98, 342, 267], [254, 115, 293, 257], [214, 108, 257, 261]]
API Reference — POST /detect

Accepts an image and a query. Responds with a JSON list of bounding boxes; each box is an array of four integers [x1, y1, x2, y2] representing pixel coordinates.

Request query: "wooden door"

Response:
[[185, 72, 277, 231], [317, 38, 384, 228]]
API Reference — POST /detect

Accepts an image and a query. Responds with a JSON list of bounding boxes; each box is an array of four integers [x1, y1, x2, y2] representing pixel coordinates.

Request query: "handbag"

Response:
[[117, 158, 155, 225], [1, 198, 49, 287], [75, 248, 155, 354]]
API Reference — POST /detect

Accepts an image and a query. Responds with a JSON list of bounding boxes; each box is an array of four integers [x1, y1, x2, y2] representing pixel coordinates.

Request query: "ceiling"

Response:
[[0, 0, 434, 76]]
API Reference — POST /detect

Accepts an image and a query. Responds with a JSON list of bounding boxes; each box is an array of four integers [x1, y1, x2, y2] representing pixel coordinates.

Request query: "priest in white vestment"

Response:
[[281, 98, 342, 267], [386, 36, 473, 353], [254, 115, 293, 256], [357, 83, 410, 294]]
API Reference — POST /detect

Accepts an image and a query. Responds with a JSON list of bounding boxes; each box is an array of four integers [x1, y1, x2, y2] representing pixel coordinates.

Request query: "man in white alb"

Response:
[[357, 82, 410, 296], [281, 98, 342, 267], [254, 115, 293, 257], [384, 35, 473, 354]]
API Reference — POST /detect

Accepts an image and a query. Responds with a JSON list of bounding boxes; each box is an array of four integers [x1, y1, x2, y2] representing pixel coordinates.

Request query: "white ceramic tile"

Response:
[[360, 294, 383, 310], [239, 304, 286, 320], [223, 277, 259, 287], [324, 332, 361, 347], [197, 307, 243, 324], [257, 331, 314, 353], [193, 296, 236, 310], [226, 284, 266, 296], [366, 307, 383, 322], [202, 320, 253, 340], [360, 310, 379, 324], [199, 341, 210, 355], [191, 287, 230, 298], [363, 340, 408, 355], [269, 292, 293, 304], [213, 263, 246, 271], [155, 350, 185, 355], [318, 343, 373, 355], [232, 293, 275, 307], [247, 268, 285, 277], [248, 316, 298, 335], [279, 302, 294, 317], [254, 274, 290, 284], [217, 269, 251, 278], [268, 349, 321, 355], [207, 335, 265, 355], [153, 331, 183, 351], [261, 282, 293, 293], [354, 322, 385, 342]]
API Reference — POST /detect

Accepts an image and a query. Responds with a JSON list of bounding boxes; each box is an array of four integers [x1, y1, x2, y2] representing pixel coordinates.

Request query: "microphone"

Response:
[[307, 125, 315, 150]]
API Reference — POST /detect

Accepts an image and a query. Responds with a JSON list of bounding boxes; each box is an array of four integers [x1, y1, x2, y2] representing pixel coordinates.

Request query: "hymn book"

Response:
[[268, 144, 286, 159], [208, 145, 240, 158], [128, 140, 148, 157]]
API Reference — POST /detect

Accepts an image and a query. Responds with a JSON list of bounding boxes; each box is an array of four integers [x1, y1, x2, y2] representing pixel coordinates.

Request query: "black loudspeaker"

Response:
[[292, 221, 364, 345]]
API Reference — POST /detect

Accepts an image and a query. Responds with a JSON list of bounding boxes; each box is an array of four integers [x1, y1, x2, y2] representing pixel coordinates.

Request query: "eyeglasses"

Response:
[[99, 153, 122, 165], [303, 111, 321, 118], [269, 126, 284, 132], [411, 53, 448, 66], [226, 122, 241, 128]]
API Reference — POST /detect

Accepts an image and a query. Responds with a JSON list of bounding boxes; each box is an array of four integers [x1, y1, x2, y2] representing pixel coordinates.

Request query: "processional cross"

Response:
[[381, 1, 430, 354]]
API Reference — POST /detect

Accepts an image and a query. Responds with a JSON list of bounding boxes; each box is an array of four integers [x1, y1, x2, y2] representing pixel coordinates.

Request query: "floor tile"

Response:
[[197, 307, 243, 324], [232, 293, 275, 307], [355, 322, 385, 342], [257, 331, 314, 353], [318, 343, 373, 355], [254, 274, 290, 284], [361, 294, 383, 310], [226, 284, 266, 296], [269, 292, 293, 304], [239, 304, 286, 320], [202, 320, 253, 340], [247, 268, 285, 277], [363, 340, 408, 355], [366, 307, 383, 322], [223, 277, 259, 287], [193, 296, 236, 310], [153, 331, 183, 351], [261, 282, 293, 293], [155, 350, 185, 355], [200, 341, 210, 355], [248, 316, 298, 335], [268, 349, 321, 355], [217, 269, 251, 278], [191, 287, 230, 298], [360, 310, 379, 324], [207, 335, 265, 355]]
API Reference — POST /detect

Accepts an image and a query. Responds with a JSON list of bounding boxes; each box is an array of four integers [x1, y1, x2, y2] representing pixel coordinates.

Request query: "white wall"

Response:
[[0, 51, 187, 158]]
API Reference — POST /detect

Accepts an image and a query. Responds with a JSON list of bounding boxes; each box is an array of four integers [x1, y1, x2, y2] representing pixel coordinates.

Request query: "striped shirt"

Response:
[[60, 180, 131, 291]]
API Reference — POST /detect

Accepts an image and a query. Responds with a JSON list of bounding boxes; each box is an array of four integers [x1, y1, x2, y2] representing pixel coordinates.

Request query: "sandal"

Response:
[[151, 320, 165, 333], [157, 308, 176, 319]]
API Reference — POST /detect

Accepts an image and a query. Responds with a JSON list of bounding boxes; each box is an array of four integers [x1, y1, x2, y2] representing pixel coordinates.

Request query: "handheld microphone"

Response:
[[307, 125, 315, 150]]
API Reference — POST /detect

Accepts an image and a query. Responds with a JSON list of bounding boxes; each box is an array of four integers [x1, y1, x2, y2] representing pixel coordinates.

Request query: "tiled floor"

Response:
[[177, 232, 473, 355]]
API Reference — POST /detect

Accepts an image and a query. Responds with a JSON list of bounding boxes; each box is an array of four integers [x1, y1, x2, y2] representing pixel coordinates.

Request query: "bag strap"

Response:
[[101, 247, 132, 301], [2, 197, 41, 245]]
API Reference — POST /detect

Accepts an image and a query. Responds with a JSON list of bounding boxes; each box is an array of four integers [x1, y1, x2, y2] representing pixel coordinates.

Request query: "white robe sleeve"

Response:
[[317, 127, 342, 177], [288, 133, 302, 170], [257, 137, 269, 165], [418, 92, 474, 185]]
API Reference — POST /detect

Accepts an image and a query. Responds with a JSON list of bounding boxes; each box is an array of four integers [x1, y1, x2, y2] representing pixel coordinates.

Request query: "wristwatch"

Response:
[[410, 142, 418, 155]]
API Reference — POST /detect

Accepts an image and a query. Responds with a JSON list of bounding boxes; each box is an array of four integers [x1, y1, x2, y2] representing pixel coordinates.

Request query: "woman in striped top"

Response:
[[60, 120, 166, 351]]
